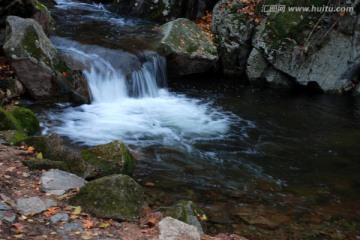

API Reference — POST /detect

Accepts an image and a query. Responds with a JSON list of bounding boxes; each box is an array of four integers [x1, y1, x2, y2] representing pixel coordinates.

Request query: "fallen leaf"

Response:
[[71, 206, 82, 215], [12, 223, 25, 233], [44, 207, 60, 217], [36, 152, 43, 159], [5, 167, 16, 172], [99, 222, 110, 228], [82, 219, 95, 229], [27, 146, 35, 152]]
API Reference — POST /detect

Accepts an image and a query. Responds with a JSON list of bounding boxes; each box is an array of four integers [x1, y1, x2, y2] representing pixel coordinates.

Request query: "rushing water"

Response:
[[36, 0, 360, 238]]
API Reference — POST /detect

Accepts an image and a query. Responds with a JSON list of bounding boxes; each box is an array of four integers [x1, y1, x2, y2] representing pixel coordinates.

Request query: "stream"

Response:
[[34, 0, 360, 238]]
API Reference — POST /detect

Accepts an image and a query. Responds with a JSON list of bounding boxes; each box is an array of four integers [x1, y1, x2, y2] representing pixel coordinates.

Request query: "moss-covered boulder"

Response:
[[7, 106, 40, 135], [3, 16, 90, 103], [33, 0, 54, 34], [21, 133, 96, 178], [0, 130, 27, 145], [163, 200, 207, 232], [70, 174, 144, 221], [0, 107, 24, 132], [80, 140, 136, 177], [157, 18, 218, 77], [250, 0, 360, 92], [21, 158, 67, 171]]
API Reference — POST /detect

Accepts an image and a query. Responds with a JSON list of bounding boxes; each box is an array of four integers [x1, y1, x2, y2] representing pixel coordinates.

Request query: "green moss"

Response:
[[0, 107, 24, 133], [21, 158, 68, 171], [8, 106, 40, 135], [185, 42, 198, 54], [81, 140, 136, 177], [21, 26, 42, 60], [0, 130, 27, 145]]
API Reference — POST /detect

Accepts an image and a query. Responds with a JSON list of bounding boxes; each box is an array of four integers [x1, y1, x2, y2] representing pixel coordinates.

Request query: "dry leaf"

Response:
[[71, 206, 82, 215], [82, 219, 95, 229], [99, 222, 110, 228], [27, 146, 35, 152], [36, 152, 43, 159], [44, 207, 60, 217]]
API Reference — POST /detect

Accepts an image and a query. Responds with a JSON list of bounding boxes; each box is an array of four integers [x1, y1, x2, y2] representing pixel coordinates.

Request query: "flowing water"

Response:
[[36, 0, 360, 238]]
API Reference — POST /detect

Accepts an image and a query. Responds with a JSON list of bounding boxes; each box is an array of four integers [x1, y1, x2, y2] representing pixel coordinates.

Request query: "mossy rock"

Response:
[[163, 200, 207, 232], [21, 133, 96, 179], [70, 174, 144, 221], [0, 107, 24, 132], [21, 158, 67, 171], [0, 130, 27, 145], [8, 106, 40, 135], [80, 140, 136, 177]]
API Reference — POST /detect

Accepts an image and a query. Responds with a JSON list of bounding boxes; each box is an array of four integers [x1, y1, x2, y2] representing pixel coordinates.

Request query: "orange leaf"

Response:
[[27, 146, 35, 152], [62, 72, 67, 77], [44, 207, 60, 217], [339, 11, 345, 17], [82, 219, 95, 229]]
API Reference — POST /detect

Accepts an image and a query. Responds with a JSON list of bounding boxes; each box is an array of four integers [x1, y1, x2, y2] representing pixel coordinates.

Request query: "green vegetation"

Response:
[[8, 106, 40, 135]]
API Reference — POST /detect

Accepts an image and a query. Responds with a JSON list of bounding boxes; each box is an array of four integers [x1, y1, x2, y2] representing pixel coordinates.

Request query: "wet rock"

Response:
[[70, 174, 144, 221], [15, 197, 57, 216], [158, 216, 201, 240], [157, 18, 218, 77], [50, 213, 69, 224], [111, 0, 217, 23], [212, 0, 255, 78], [163, 200, 207, 232], [3, 16, 90, 103], [41, 169, 87, 195], [80, 140, 136, 177], [33, 0, 54, 34]]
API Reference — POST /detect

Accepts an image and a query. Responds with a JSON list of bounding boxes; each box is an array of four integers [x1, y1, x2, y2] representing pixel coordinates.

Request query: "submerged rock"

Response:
[[3, 16, 90, 103], [80, 140, 136, 177], [157, 18, 218, 77], [163, 200, 207, 232], [69, 174, 144, 221], [158, 216, 201, 240]]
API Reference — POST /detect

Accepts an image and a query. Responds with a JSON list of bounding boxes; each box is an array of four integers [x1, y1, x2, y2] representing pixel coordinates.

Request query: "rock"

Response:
[[0, 0, 35, 28], [252, 5, 360, 92], [69, 174, 144, 221], [212, 0, 255, 78], [0, 210, 16, 223], [41, 169, 87, 195], [0, 130, 27, 145], [111, 0, 217, 23], [50, 213, 69, 224], [163, 200, 207, 232], [33, 0, 54, 34], [157, 18, 218, 77], [21, 158, 67, 171], [0, 107, 24, 133], [158, 216, 201, 240], [63, 222, 83, 232], [80, 140, 136, 177], [0, 202, 11, 211], [0, 78, 25, 101], [7, 106, 40, 135], [21, 133, 96, 178], [15, 197, 57, 216], [246, 48, 268, 84], [3, 16, 90, 103]]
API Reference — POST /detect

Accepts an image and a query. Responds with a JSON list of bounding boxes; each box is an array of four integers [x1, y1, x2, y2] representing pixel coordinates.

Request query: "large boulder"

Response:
[[3, 16, 90, 103], [7, 106, 40, 135], [111, 0, 218, 23], [157, 18, 218, 77], [212, 0, 255, 79], [69, 174, 144, 221], [80, 140, 136, 177], [21, 133, 96, 178], [250, 1, 360, 93]]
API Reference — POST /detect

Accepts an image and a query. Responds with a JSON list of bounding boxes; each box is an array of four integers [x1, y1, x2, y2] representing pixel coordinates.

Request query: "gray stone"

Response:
[[3, 16, 90, 103], [69, 174, 144, 221], [157, 18, 218, 77], [63, 222, 83, 232], [264, 67, 293, 88], [0, 210, 16, 222], [212, 0, 255, 78], [246, 48, 268, 83], [163, 200, 207, 232], [50, 213, 69, 224], [159, 217, 201, 240], [0, 202, 11, 211], [15, 197, 57, 216], [41, 169, 87, 195]]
